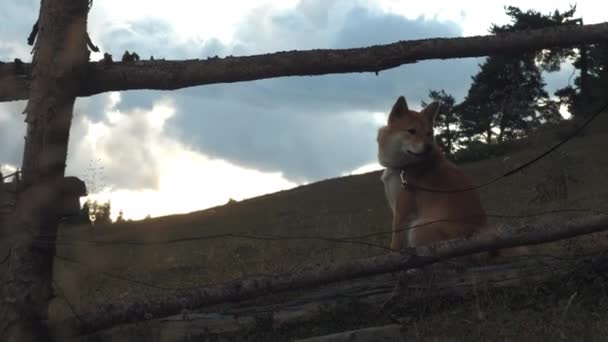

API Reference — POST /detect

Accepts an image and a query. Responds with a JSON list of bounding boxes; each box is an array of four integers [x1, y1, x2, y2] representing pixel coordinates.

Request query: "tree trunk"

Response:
[[0, 0, 90, 341], [485, 127, 493, 145], [2, 22, 608, 101]]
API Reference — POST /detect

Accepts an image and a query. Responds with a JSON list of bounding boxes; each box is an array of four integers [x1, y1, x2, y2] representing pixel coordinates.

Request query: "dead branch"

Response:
[[27, 20, 39, 46], [1, 22, 608, 102], [71, 214, 608, 334]]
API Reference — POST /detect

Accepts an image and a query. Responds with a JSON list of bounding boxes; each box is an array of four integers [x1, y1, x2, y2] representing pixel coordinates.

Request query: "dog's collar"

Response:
[[399, 155, 439, 190], [400, 169, 411, 190]]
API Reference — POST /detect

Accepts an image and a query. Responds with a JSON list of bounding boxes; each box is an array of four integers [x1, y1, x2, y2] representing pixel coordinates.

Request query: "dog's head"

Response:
[[377, 96, 441, 168]]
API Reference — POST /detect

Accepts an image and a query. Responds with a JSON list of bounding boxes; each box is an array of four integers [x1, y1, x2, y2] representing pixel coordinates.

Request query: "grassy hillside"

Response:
[[49, 112, 608, 339]]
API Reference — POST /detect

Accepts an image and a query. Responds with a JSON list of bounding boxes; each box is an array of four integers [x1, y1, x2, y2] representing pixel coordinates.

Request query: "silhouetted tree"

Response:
[[491, 6, 578, 71], [93, 200, 112, 225], [67, 199, 112, 225], [556, 43, 608, 117], [422, 90, 459, 155], [116, 209, 125, 223], [455, 6, 573, 145]]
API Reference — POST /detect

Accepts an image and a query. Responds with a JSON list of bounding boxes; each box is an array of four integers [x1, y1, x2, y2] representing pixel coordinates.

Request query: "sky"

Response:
[[0, 0, 606, 220]]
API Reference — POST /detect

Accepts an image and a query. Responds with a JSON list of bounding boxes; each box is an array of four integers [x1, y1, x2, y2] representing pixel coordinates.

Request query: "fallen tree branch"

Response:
[[67, 254, 592, 341], [71, 214, 608, 334], [2, 22, 608, 102]]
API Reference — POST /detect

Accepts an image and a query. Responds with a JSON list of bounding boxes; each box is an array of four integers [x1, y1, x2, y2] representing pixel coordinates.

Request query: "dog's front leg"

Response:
[[390, 190, 415, 251]]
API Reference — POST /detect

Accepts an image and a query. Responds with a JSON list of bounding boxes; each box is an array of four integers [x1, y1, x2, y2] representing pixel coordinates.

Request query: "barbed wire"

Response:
[[53, 250, 325, 292], [4, 212, 604, 315], [38, 247, 608, 338], [15, 208, 605, 250], [1, 170, 20, 181], [2, 102, 605, 249], [50, 244, 608, 295], [349, 209, 608, 241], [53, 253, 196, 291], [401, 100, 608, 193], [0, 248, 10, 266], [1, 104, 607, 309], [52, 279, 86, 327]]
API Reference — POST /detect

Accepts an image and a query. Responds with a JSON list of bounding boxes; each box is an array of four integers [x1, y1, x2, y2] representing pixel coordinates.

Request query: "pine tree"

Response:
[[422, 90, 459, 155], [455, 6, 573, 145], [116, 209, 125, 223]]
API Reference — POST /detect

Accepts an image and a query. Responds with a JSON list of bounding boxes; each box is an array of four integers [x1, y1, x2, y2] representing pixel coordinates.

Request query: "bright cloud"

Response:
[[88, 0, 299, 56], [345, 163, 383, 176], [67, 93, 296, 220]]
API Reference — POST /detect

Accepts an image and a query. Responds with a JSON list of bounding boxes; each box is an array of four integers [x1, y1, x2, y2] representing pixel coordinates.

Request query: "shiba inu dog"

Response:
[[377, 96, 489, 251]]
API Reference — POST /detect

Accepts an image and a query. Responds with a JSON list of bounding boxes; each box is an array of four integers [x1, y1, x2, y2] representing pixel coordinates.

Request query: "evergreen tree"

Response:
[[455, 6, 573, 145], [94, 200, 112, 225], [556, 43, 608, 117], [422, 90, 459, 155], [116, 209, 125, 223], [491, 6, 578, 71]]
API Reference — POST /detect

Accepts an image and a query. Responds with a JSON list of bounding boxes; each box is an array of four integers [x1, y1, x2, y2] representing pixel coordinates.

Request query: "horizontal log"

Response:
[[1, 22, 608, 102], [71, 214, 608, 334]]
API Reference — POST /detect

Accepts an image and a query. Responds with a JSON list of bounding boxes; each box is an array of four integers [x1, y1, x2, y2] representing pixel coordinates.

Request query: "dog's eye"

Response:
[[407, 128, 417, 135]]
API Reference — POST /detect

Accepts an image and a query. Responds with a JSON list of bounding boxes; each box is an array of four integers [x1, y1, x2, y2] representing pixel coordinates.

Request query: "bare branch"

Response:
[[86, 33, 99, 52], [27, 20, 39, 46], [72, 214, 608, 334], [2, 22, 608, 102]]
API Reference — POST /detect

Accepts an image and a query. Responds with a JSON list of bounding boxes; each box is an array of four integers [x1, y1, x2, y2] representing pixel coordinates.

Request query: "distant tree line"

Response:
[[64, 199, 125, 226], [426, 6, 607, 159], [63, 6, 608, 227]]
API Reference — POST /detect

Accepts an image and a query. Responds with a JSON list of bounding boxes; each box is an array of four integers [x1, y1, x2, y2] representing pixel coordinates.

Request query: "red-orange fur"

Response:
[[377, 96, 525, 255]]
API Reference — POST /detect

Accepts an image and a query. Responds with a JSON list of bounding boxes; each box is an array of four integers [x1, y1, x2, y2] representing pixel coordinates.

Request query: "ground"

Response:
[[43, 110, 608, 340]]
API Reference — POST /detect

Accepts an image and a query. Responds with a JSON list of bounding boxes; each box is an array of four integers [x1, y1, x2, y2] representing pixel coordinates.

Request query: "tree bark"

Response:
[[71, 214, 608, 335], [0, 0, 90, 341], [2, 22, 608, 102]]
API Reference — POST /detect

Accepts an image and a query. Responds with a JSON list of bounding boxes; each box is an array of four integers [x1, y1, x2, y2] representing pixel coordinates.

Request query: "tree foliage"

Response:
[[556, 42, 608, 117], [491, 5, 578, 71], [449, 6, 575, 147], [422, 90, 459, 155], [65, 199, 112, 225]]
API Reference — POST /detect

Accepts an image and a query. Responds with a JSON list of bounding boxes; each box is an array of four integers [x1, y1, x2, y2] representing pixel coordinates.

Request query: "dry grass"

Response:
[[47, 112, 608, 340]]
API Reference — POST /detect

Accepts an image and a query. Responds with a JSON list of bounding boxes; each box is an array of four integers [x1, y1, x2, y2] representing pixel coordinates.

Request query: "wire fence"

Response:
[[1, 102, 608, 327]]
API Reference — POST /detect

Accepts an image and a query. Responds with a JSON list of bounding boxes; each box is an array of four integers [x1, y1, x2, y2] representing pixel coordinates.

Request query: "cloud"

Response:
[[65, 93, 176, 191], [0, 101, 26, 167], [0, 0, 596, 219], [93, 1, 480, 183], [64, 92, 296, 220], [0, 0, 38, 61]]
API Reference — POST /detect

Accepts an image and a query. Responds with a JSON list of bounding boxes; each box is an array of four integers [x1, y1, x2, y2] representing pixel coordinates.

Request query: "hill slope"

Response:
[[49, 112, 608, 340]]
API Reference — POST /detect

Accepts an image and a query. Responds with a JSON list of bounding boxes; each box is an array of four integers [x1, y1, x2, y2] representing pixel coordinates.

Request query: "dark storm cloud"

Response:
[[0, 1, 483, 186], [92, 2, 480, 182], [0, 0, 589, 192]]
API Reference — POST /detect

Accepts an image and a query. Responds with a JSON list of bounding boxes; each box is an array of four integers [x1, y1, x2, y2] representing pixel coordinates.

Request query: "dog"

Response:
[[377, 96, 491, 252]]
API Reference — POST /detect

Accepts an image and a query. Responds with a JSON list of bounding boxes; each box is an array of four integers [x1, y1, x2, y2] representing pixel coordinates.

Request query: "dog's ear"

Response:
[[388, 96, 409, 123], [420, 101, 442, 123]]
